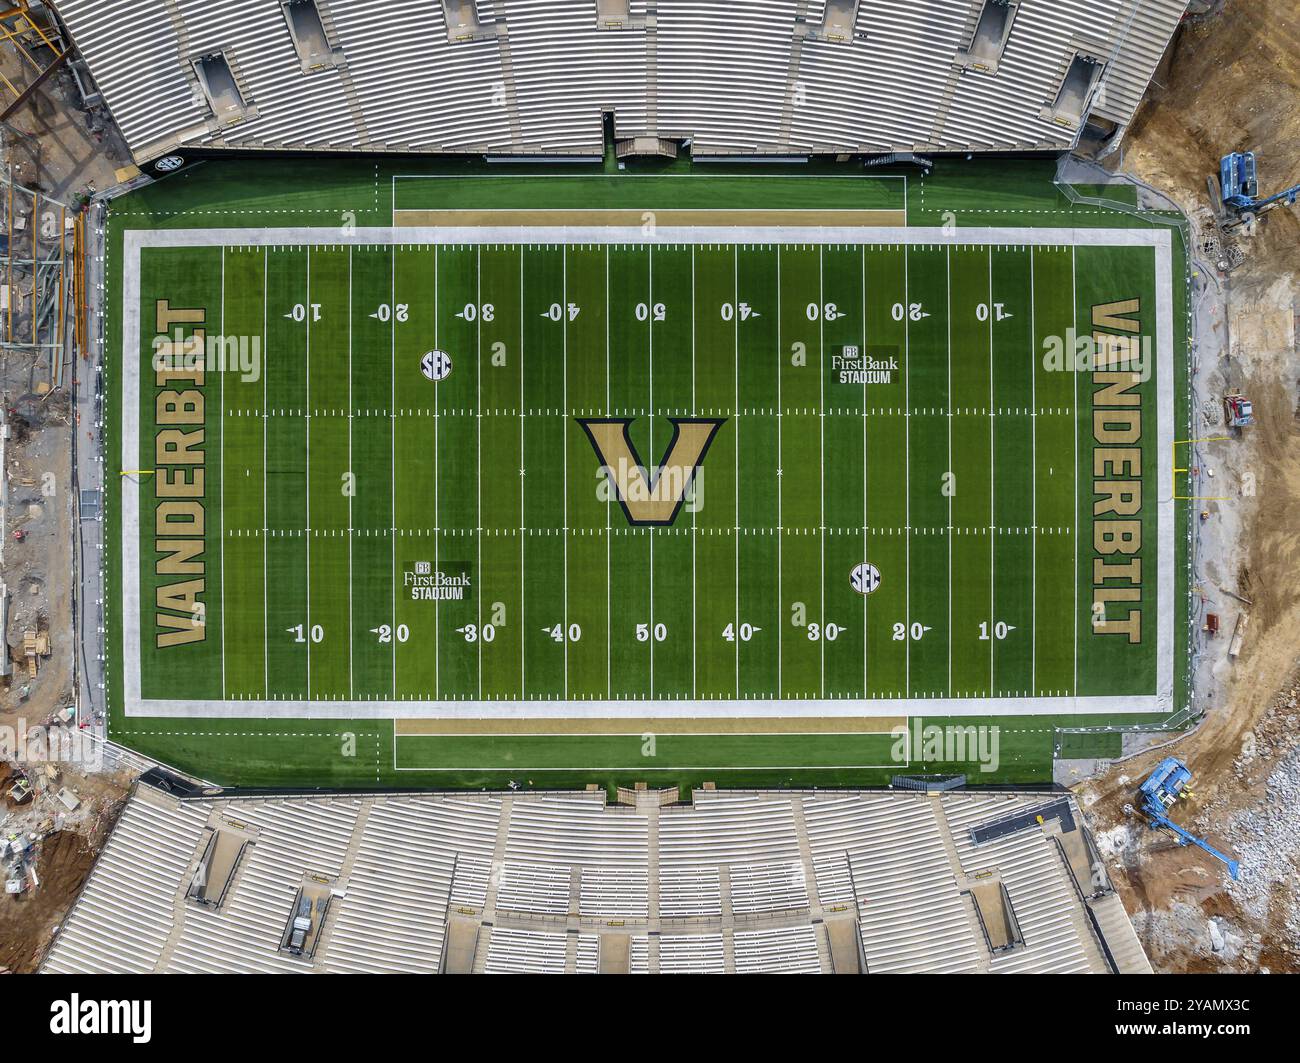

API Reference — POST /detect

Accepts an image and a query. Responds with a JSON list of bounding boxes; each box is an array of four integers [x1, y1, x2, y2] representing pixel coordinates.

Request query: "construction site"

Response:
[[0, 0, 1295, 978]]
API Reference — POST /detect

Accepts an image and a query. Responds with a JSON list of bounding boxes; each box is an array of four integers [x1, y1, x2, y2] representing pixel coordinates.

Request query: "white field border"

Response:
[[121, 225, 1175, 720]]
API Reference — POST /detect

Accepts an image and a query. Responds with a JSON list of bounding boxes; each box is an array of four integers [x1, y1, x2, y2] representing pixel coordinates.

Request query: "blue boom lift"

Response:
[[1218, 151, 1300, 230], [1132, 757, 1240, 880]]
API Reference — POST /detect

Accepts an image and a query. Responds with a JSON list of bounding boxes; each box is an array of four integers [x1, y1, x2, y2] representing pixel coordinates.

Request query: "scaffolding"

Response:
[[0, 150, 79, 391]]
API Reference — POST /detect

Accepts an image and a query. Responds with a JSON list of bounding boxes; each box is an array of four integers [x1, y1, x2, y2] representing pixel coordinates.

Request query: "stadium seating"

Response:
[[41, 781, 1149, 974], [54, 0, 1188, 162]]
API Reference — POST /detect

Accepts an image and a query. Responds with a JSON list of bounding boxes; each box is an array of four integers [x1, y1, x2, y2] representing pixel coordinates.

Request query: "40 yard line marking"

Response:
[[733, 245, 740, 696]]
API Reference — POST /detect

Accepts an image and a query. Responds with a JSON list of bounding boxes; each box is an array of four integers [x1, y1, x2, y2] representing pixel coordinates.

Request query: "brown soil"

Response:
[[1081, 0, 1300, 972], [0, 831, 96, 973]]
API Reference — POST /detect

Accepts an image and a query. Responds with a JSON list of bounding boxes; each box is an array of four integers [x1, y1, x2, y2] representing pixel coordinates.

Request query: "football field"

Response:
[[104, 161, 1188, 785]]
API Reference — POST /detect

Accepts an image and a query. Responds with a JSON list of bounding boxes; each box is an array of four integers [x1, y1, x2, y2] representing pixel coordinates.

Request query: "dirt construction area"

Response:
[[1079, 0, 1300, 973]]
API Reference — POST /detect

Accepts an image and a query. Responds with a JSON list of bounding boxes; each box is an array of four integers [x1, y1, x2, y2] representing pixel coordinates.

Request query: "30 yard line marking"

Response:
[[818, 245, 826, 696]]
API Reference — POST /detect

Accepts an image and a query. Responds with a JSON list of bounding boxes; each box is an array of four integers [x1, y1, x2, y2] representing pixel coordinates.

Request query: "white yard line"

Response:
[[563, 244, 570, 699], [647, 245, 654, 697], [606, 246, 612, 699], [1030, 248, 1038, 693], [519, 247, 526, 695], [733, 245, 741, 697], [818, 245, 826, 697], [305, 249, 312, 696], [1071, 244, 1079, 696], [945, 246, 952, 697], [390, 246, 397, 697], [219, 247, 227, 699], [861, 244, 868, 697], [987, 248, 995, 693], [477, 246, 483, 700], [904, 244, 912, 696], [691, 244, 697, 699], [775, 246, 783, 697], [262, 247, 270, 696], [348, 247, 355, 698]]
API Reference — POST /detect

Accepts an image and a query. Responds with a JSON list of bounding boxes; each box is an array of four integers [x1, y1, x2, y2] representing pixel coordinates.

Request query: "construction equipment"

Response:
[[1223, 391, 1254, 428], [1217, 151, 1300, 231], [1132, 758, 1240, 880]]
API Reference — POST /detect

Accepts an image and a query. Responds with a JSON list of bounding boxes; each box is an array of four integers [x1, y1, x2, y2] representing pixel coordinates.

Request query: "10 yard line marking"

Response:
[[733, 246, 740, 696], [306, 249, 313, 697]]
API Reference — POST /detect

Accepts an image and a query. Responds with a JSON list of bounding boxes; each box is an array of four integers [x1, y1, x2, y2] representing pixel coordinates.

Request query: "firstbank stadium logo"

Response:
[[578, 417, 725, 527]]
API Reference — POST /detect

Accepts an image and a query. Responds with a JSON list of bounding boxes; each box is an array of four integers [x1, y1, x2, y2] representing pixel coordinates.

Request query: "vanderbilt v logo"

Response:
[[578, 417, 726, 526]]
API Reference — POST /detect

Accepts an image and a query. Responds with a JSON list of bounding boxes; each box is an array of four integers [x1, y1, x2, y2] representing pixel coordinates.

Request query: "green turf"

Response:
[[102, 156, 1193, 790]]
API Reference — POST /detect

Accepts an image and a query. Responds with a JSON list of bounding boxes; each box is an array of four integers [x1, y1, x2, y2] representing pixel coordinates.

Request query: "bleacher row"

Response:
[[55, 0, 1188, 162], [40, 783, 1147, 974]]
